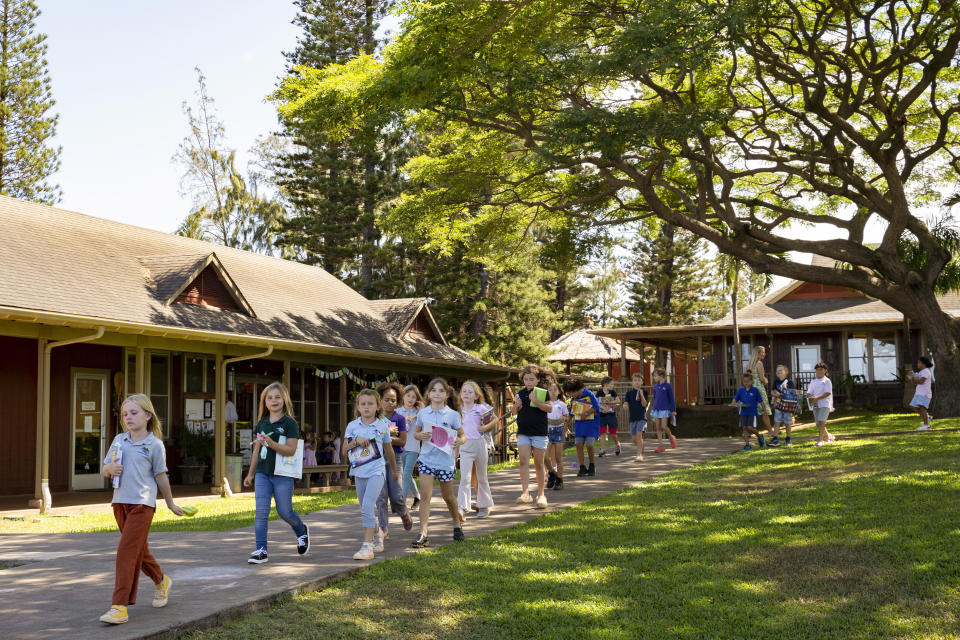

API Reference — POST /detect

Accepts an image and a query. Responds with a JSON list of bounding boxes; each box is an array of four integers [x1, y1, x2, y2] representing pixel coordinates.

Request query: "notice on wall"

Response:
[[81, 401, 96, 412], [83, 415, 93, 432]]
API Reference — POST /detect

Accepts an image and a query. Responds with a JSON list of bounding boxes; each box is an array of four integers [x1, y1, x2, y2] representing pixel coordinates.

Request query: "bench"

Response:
[[300, 464, 350, 491]]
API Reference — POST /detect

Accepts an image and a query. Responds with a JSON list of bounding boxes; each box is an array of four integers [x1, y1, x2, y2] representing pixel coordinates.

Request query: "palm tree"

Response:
[[716, 254, 774, 379]]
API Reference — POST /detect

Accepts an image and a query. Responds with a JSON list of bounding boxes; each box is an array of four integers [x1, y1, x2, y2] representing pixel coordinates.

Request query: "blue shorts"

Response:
[[650, 409, 672, 419], [547, 426, 565, 443], [773, 409, 794, 425], [574, 436, 596, 446], [517, 434, 548, 450], [910, 394, 931, 409], [739, 415, 757, 428], [629, 420, 647, 436], [416, 461, 455, 482]]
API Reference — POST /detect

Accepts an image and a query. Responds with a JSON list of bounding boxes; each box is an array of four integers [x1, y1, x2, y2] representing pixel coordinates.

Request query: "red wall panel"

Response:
[[0, 337, 38, 495]]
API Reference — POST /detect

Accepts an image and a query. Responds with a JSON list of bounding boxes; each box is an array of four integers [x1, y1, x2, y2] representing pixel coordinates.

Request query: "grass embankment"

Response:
[[191, 429, 960, 640]]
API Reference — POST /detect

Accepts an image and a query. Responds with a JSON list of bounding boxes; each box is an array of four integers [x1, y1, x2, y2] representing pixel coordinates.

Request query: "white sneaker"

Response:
[[372, 532, 384, 553], [353, 542, 374, 560], [916, 424, 931, 431]]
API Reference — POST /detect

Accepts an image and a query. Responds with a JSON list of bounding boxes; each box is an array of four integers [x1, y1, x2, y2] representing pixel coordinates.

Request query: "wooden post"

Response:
[[214, 350, 225, 494], [283, 359, 291, 391], [684, 352, 691, 406], [620, 339, 628, 380], [30, 337, 47, 508], [697, 335, 705, 405], [135, 342, 146, 395], [339, 373, 348, 435]]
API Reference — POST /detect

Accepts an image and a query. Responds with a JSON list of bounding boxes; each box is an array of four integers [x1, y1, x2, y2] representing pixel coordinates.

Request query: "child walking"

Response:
[[458, 381, 496, 518], [512, 364, 553, 508], [375, 382, 415, 543], [397, 385, 423, 507], [344, 389, 398, 560], [649, 367, 678, 450], [908, 356, 934, 430], [596, 376, 622, 457], [563, 377, 601, 477], [625, 373, 648, 461], [243, 382, 310, 565], [99, 394, 183, 625], [731, 373, 766, 450], [770, 365, 798, 446], [807, 362, 835, 446], [545, 380, 569, 490], [412, 378, 466, 547]]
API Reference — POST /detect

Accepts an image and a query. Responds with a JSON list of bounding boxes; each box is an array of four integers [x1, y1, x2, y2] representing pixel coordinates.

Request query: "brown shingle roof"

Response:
[[0, 196, 499, 370], [367, 298, 425, 336], [547, 327, 643, 363]]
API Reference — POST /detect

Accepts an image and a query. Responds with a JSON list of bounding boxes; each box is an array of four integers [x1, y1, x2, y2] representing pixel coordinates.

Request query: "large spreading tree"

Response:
[[0, 0, 59, 204], [277, 0, 960, 413]]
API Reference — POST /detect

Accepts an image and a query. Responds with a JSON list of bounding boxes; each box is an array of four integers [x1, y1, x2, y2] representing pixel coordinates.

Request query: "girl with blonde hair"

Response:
[[746, 345, 775, 441]]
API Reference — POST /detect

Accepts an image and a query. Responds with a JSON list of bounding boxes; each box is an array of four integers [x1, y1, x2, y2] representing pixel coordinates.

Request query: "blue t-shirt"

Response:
[[383, 411, 407, 455], [734, 386, 762, 417], [625, 388, 647, 422], [344, 417, 392, 478], [415, 405, 462, 472], [569, 389, 601, 438]]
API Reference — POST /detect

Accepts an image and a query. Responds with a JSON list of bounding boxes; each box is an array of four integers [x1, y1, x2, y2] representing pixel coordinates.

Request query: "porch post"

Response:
[[339, 373, 348, 434], [283, 359, 291, 390], [30, 337, 47, 508], [619, 338, 628, 380], [684, 352, 691, 406], [697, 335, 705, 405], [214, 349, 225, 494], [135, 340, 146, 394]]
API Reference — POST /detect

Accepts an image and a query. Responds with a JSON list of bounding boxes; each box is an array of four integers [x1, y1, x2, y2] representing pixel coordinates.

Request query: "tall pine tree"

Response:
[[625, 221, 729, 326], [0, 0, 59, 204], [277, 0, 401, 296]]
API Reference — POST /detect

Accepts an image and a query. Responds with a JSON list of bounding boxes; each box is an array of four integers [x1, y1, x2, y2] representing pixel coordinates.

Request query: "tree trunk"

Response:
[[909, 294, 960, 416], [732, 277, 742, 379], [660, 223, 675, 324], [551, 277, 568, 341], [470, 266, 491, 339]]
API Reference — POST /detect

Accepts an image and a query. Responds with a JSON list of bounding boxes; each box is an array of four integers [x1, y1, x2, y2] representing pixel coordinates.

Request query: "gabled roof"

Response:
[[548, 325, 643, 363], [140, 252, 255, 316], [367, 297, 447, 345], [0, 196, 499, 372]]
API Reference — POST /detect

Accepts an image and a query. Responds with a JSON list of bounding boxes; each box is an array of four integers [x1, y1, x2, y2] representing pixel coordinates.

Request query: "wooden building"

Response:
[[590, 256, 960, 407], [0, 196, 510, 507]]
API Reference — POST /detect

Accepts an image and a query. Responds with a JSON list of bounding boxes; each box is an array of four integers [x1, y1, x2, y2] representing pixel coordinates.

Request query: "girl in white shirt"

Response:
[[908, 356, 934, 430], [457, 381, 496, 519], [544, 381, 569, 491], [806, 362, 835, 446]]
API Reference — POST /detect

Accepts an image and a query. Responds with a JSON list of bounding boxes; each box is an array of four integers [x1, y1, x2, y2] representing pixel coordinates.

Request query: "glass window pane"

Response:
[[126, 353, 136, 395], [848, 335, 868, 379], [185, 357, 204, 393], [206, 358, 216, 392], [874, 357, 898, 381], [291, 367, 302, 403], [150, 395, 168, 427], [150, 355, 169, 395], [304, 369, 316, 403], [302, 402, 317, 435], [873, 335, 897, 358]]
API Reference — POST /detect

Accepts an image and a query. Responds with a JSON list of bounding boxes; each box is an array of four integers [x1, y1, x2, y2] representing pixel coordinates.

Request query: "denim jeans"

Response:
[[254, 473, 306, 551], [355, 473, 385, 530], [400, 450, 420, 500], [376, 464, 407, 532]]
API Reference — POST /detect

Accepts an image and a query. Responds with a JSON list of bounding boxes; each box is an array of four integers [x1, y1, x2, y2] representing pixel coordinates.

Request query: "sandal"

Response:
[[411, 534, 430, 548]]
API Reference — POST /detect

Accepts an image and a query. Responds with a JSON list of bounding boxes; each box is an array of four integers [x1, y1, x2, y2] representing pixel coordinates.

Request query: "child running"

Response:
[[625, 373, 648, 461], [596, 376, 621, 457], [807, 361, 835, 446], [649, 367, 678, 450], [243, 382, 310, 565], [770, 365, 798, 446], [563, 377, 601, 477], [731, 372, 766, 450], [512, 364, 553, 508], [457, 380, 496, 518], [99, 394, 182, 625], [343, 389, 396, 560], [412, 378, 466, 547], [396, 384, 423, 507], [375, 381, 415, 545], [545, 380, 569, 491], [908, 356, 934, 431]]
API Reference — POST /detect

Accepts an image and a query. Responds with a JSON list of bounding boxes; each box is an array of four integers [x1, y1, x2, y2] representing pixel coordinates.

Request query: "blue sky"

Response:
[[38, 0, 299, 232]]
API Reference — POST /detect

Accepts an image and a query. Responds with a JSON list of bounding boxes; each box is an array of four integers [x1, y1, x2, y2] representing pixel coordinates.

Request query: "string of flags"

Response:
[[313, 367, 400, 389]]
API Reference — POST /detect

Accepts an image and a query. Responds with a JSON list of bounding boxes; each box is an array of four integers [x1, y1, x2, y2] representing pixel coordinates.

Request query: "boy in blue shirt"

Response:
[[731, 372, 766, 451]]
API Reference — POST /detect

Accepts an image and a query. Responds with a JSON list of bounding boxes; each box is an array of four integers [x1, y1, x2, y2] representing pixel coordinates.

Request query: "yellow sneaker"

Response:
[[100, 605, 128, 624], [153, 574, 172, 608]]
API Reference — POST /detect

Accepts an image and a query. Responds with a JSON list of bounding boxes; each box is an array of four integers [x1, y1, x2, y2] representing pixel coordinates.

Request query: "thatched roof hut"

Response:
[[548, 317, 642, 375]]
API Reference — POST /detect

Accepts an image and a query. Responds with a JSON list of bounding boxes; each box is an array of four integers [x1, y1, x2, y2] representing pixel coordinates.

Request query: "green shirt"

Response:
[[254, 415, 300, 476]]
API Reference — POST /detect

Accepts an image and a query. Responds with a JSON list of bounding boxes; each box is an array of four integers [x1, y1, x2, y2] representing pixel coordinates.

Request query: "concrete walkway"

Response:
[[0, 439, 739, 640]]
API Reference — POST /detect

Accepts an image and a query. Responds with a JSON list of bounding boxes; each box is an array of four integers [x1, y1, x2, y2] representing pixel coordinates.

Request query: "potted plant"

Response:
[[176, 425, 214, 485]]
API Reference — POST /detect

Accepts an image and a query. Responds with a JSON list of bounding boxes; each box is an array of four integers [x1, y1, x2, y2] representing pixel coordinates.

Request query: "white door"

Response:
[[71, 371, 109, 490]]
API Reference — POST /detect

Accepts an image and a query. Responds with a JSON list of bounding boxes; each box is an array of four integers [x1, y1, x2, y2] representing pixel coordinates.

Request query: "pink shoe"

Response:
[[669, 436, 677, 449], [826, 434, 836, 443]]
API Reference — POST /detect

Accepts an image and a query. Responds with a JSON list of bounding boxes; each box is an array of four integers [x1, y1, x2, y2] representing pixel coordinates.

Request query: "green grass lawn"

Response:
[[189, 430, 960, 640], [0, 491, 357, 535], [805, 409, 949, 436]]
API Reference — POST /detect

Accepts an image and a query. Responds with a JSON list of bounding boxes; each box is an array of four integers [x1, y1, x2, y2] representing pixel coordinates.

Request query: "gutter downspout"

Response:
[[32, 326, 106, 512], [214, 345, 274, 495]]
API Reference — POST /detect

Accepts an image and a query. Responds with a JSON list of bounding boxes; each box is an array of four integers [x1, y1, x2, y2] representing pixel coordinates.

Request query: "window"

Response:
[[726, 338, 752, 375], [148, 353, 170, 434], [847, 331, 898, 382], [183, 355, 217, 393]]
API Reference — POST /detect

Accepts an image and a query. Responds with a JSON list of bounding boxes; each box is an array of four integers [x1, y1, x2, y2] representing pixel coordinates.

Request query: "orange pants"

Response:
[[112, 503, 163, 606]]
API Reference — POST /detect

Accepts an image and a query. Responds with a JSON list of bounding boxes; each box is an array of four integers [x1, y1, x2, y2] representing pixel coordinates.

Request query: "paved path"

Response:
[[0, 439, 739, 640]]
